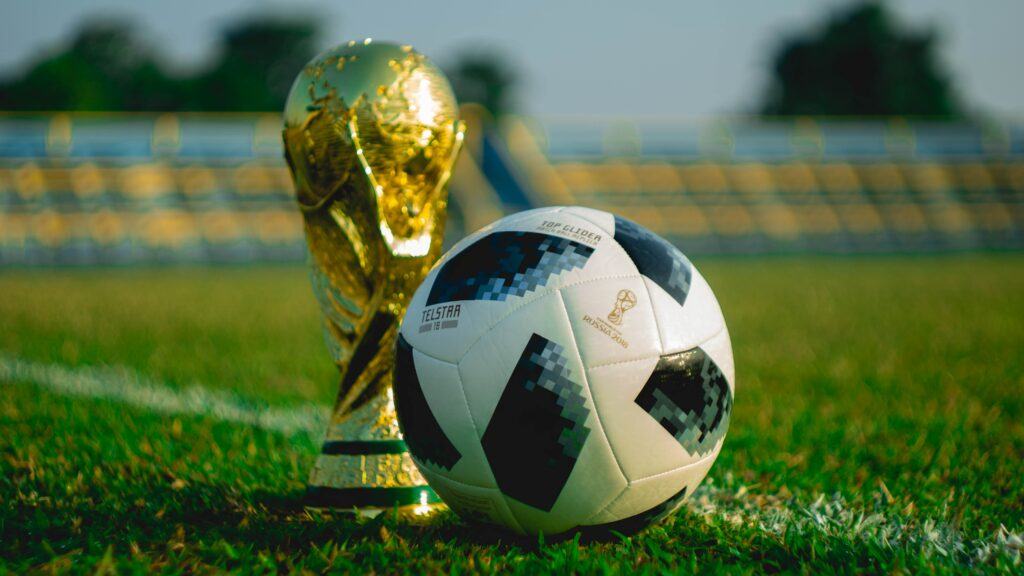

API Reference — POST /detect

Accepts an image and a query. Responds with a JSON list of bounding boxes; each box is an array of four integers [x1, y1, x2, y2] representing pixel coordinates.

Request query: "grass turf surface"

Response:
[[1, 256, 1022, 574]]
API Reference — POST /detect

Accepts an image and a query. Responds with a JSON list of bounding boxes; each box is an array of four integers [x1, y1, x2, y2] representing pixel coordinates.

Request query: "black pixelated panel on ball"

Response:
[[481, 334, 591, 511], [393, 334, 462, 471], [426, 231, 594, 305], [613, 215, 692, 307], [635, 347, 731, 458]]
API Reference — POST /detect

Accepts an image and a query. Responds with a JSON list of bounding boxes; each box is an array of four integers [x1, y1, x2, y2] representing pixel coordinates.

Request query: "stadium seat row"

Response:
[[1, 114, 1022, 262]]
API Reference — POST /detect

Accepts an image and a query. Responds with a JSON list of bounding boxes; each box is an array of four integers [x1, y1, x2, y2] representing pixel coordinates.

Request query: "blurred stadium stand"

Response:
[[1, 111, 1021, 265]]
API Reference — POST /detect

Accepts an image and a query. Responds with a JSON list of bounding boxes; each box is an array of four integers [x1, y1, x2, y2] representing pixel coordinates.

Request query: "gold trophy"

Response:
[[282, 39, 464, 512]]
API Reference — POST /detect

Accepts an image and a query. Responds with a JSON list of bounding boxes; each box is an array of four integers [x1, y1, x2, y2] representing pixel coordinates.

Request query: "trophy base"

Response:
[[304, 438, 443, 515]]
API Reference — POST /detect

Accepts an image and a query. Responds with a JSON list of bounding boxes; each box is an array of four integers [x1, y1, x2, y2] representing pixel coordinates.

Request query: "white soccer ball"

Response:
[[394, 206, 734, 535]]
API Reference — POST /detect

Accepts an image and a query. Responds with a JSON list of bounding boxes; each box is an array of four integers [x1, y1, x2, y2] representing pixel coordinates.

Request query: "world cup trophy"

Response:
[[282, 39, 464, 511]]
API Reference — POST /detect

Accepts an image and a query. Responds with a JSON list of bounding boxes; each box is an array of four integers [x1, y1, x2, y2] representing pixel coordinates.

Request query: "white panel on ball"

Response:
[[584, 357, 694, 479], [400, 278, 500, 364], [456, 291, 580, 438], [585, 448, 719, 525], [418, 467, 523, 532], [455, 290, 626, 534], [492, 207, 638, 287], [502, 422, 626, 535], [644, 267, 725, 355], [409, 349, 496, 488], [559, 205, 617, 235], [559, 276, 661, 369], [401, 207, 631, 363], [698, 323, 736, 390]]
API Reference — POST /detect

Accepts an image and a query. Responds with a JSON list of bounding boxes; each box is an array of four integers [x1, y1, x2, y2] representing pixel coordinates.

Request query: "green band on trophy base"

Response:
[[305, 485, 442, 509], [320, 439, 409, 456]]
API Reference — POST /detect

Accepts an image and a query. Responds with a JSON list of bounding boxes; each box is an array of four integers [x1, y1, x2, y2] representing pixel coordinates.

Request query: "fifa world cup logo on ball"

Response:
[[282, 39, 464, 511], [607, 289, 637, 326]]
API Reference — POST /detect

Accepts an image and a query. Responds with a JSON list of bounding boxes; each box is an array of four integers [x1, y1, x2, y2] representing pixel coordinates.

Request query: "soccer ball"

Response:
[[393, 206, 734, 535]]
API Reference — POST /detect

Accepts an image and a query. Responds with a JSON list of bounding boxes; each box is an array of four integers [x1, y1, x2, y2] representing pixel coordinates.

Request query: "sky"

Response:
[[1, 0, 1022, 119]]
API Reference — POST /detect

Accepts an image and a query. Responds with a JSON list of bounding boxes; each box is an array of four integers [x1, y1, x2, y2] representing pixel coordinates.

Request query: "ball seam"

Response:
[[556, 288, 629, 486], [584, 322, 728, 371], [452, 272, 643, 365]]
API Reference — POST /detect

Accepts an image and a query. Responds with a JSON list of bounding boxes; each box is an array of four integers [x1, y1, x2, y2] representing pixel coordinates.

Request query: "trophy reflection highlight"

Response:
[[282, 39, 464, 511]]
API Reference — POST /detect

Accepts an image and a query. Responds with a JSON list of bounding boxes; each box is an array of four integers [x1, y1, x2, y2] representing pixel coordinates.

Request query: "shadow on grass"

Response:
[[4, 480, 524, 560], [6, 475, 958, 574], [3, 474, 716, 563]]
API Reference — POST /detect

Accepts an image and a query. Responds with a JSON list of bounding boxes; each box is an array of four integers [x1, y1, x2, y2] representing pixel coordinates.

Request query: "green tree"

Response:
[[760, 1, 962, 118], [446, 50, 518, 119], [0, 15, 320, 112], [0, 20, 179, 111], [191, 16, 319, 111]]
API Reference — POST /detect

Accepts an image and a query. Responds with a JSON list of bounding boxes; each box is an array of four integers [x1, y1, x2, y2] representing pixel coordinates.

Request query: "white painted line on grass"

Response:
[[0, 356, 328, 438], [689, 475, 1022, 566]]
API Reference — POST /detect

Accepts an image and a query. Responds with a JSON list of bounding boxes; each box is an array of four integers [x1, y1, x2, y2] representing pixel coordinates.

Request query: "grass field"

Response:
[[2, 256, 1022, 574]]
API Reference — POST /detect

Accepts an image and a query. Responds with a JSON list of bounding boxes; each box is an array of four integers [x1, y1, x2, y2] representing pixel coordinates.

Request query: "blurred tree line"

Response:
[[0, 16, 317, 112], [0, 1, 962, 118], [0, 15, 518, 117], [761, 1, 963, 118]]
